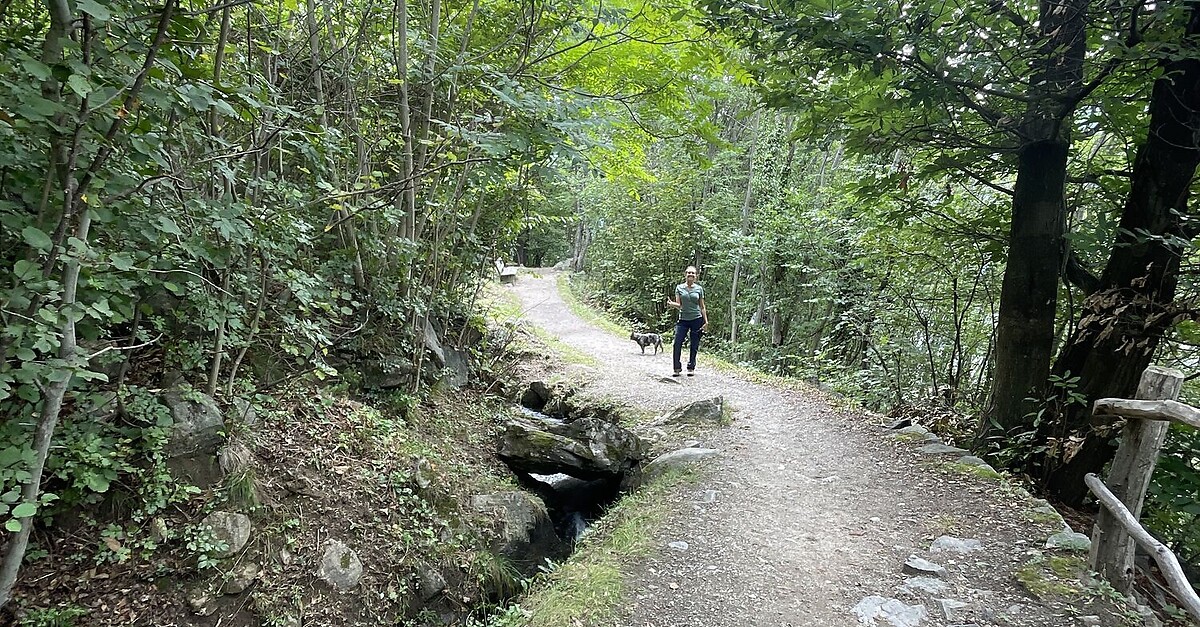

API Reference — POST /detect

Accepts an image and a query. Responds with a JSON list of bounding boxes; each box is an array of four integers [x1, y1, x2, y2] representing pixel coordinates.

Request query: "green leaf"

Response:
[[22, 226, 53, 252], [67, 74, 93, 97], [85, 475, 110, 493], [110, 253, 135, 271], [156, 216, 183, 237], [13, 259, 39, 280], [21, 59, 51, 81], [5, 519, 21, 533], [76, 0, 112, 20], [0, 448, 22, 468], [17, 96, 63, 121], [11, 503, 36, 518], [15, 348, 34, 361]]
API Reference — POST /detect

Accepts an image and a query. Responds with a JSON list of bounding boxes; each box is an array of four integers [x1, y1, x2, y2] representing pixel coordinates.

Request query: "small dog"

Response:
[[630, 330, 663, 355]]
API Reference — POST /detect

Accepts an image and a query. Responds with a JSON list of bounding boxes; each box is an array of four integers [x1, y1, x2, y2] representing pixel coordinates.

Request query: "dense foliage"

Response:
[[0, 0, 711, 610], [550, 0, 1200, 589], [1, 0, 1198, 613]]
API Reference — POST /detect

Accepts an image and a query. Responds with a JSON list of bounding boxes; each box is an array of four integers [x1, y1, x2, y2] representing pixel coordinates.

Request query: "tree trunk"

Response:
[[729, 132, 757, 344], [1041, 1, 1200, 505], [984, 138, 1069, 430], [980, 0, 1086, 440]]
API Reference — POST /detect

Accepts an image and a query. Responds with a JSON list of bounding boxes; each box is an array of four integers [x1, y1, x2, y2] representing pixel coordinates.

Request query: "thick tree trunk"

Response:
[[985, 139, 1069, 431], [981, 0, 1085, 440], [1042, 1, 1200, 505]]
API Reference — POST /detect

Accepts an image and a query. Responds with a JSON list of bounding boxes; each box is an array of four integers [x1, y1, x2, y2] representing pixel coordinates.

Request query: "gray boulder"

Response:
[[361, 359, 414, 390], [642, 447, 720, 481], [917, 443, 970, 456], [318, 540, 363, 590], [499, 415, 648, 479], [441, 347, 471, 388], [897, 576, 948, 596], [903, 556, 948, 578], [929, 535, 982, 554], [851, 596, 928, 627], [1045, 531, 1091, 552], [162, 386, 225, 457], [202, 511, 251, 558], [221, 561, 260, 595], [416, 563, 447, 600], [660, 397, 725, 424], [471, 491, 567, 573], [230, 397, 258, 428], [424, 319, 446, 367]]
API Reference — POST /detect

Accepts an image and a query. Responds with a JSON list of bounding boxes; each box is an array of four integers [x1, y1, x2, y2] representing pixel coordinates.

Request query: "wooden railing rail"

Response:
[[1085, 474, 1200, 620], [1093, 398, 1200, 429], [1085, 365, 1200, 622]]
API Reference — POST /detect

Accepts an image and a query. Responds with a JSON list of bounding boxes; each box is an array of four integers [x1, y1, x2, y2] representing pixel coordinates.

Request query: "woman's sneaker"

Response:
[[672, 370, 682, 377], [686, 370, 695, 377]]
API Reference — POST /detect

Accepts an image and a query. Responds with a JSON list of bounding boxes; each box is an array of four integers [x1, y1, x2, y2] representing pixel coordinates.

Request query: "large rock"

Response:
[[902, 556, 947, 578], [361, 359, 414, 390], [424, 319, 446, 367], [318, 540, 363, 590], [202, 511, 251, 558], [929, 535, 982, 554], [471, 491, 567, 572], [660, 397, 725, 424], [1045, 531, 1091, 552], [917, 443, 970, 456], [162, 386, 225, 457], [230, 397, 258, 428], [441, 347, 470, 388], [499, 415, 648, 479], [641, 447, 720, 481], [416, 563, 447, 600]]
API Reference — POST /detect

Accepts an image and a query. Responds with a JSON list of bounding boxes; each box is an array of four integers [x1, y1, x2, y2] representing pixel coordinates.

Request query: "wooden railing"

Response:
[[1086, 365, 1200, 621]]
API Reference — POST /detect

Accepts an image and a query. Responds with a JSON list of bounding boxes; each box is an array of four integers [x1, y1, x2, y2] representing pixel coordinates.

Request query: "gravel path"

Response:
[[510, 270, 1129, 627]]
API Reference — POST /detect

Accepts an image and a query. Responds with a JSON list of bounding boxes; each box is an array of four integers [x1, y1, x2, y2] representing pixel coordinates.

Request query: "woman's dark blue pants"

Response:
[[672, 317, 703, 372]]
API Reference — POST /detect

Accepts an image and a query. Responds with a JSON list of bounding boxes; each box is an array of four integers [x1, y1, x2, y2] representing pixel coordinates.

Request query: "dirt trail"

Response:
[[510, 270, 1125, 627]]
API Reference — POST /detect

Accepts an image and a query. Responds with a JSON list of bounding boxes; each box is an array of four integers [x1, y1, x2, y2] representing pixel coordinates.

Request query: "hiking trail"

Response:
[[511, 269, 1137, 627]]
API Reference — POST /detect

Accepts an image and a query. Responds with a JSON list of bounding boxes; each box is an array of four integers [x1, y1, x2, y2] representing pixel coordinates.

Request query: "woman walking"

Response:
[[665, 265, 708, 376]]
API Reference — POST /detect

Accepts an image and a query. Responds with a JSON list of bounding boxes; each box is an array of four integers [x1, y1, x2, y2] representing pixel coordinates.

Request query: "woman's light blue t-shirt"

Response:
[[675, 283, 704, 321]]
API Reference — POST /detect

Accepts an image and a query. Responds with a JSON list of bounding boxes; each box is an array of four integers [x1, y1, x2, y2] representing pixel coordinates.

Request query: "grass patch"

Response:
[[1015, 553, 1085, 600], [480, 280, 524, 323], [890, 432, 931, 444], [530, 325, 600, 367], [511, 473, 682, 627], [1025, 502, 1066, 527], [930, 513, 962, 536], [944, 461, 1004, 481], [556, 274, 628, 338]]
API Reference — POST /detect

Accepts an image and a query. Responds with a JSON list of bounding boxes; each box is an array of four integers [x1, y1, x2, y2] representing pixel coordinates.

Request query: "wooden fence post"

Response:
[[1088, 365, 1184, 593]]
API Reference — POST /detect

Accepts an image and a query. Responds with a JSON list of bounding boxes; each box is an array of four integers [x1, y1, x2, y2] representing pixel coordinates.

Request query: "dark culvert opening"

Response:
[[521, 471, 623, 543], [503, 388, 646, 551]]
